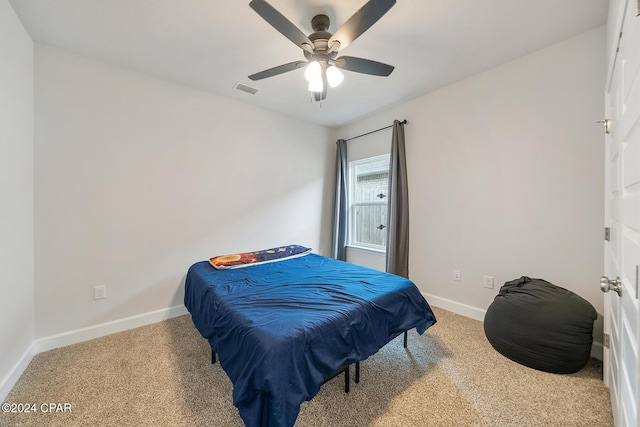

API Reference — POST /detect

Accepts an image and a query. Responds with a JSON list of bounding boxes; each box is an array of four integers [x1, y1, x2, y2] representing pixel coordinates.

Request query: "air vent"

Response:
[[233, 82, 260, 95]]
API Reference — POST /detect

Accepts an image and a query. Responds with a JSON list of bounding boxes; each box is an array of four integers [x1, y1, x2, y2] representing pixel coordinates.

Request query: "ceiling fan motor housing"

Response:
[[311, 14, 330, 32], [305, 16, 337, 62]]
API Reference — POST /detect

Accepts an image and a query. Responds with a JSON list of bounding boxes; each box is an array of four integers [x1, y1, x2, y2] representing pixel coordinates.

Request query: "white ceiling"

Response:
[[9, 0, 609, 127]]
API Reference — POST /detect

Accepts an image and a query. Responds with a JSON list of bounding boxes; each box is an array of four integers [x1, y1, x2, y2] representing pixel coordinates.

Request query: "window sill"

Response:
[[346, 245, 387, 256]]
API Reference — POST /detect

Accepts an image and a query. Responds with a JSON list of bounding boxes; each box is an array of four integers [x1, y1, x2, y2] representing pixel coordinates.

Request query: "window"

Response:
[[348, 154, 390, 252]]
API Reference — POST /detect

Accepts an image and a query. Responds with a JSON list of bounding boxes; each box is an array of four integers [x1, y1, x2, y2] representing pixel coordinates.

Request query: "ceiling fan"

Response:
[[248, 0, 396, 101]]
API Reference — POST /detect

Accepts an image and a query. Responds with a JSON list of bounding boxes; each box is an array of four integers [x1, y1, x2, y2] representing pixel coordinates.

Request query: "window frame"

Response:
[[347, 154, 390, 253]]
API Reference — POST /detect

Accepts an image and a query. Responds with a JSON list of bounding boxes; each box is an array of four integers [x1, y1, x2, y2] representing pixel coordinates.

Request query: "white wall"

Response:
[[0, 0, 35, 398], [34, 45, 335, 339], [337, 27, 606, 339]]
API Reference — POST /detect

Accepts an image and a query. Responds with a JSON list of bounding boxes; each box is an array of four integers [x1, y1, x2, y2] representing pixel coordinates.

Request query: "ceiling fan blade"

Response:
[[328, 0, 396, 51], [336, 56, 394, 76], [249, 0, 313, 50], [249, 61, 307, 81]]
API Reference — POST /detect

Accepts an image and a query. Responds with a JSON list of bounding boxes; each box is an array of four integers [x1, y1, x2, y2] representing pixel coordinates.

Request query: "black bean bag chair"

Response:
[[483, 276, 597, 374]]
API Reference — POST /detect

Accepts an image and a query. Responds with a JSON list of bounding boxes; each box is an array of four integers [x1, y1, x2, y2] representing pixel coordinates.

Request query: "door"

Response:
[[603, 1, 640, 426]]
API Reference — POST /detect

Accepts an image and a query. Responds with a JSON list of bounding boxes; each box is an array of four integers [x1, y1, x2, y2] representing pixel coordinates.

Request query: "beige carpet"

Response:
[[1, 308, 613, 426]]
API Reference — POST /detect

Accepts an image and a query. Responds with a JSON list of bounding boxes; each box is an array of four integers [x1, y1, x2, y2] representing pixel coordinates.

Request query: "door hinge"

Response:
[[596, 119, 611, 134], [604, 333, 610, 348], [604, 227, 611, 241]]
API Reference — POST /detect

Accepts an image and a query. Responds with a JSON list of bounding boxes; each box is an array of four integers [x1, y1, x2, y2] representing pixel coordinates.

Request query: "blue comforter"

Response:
[[184, 254, 436, 427]]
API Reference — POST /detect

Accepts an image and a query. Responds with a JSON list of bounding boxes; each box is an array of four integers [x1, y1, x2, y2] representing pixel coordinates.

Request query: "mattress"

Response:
[[184, 253, 436, 426]]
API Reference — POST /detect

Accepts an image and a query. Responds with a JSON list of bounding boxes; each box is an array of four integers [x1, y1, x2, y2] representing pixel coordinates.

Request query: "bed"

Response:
[[184, 247, 437, 427]]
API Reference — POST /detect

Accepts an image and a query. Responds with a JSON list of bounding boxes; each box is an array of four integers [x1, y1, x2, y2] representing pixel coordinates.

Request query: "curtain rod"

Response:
[[344, 119, 407, 142]]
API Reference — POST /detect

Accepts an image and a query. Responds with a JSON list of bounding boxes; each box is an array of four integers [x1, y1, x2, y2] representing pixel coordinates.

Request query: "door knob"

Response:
[[600, 275, 622, 296]]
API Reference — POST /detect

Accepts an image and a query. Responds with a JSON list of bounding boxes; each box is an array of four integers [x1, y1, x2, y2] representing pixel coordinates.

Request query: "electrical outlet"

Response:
[[483, 276, 494, 289], [453, 269, 461, 281], [94, 285, 106, 300]]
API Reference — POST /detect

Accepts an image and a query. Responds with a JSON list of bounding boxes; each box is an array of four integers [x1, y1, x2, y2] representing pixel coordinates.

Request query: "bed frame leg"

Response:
[[344, 365, 350, 393], [404, 330, 408, 348], [212, 349, 217, 364], [355, 361, 360, 384]]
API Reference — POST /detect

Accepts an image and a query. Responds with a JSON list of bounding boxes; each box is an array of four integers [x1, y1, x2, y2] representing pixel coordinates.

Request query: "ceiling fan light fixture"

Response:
[[304, 61, 322, 82], [308, 78, 323, 93], [326, 65, 344, 88]]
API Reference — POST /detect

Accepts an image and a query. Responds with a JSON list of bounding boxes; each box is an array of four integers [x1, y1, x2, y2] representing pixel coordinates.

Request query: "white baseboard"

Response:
[[0, 342, 37, 403], [0, 304, 189, 402], [36, 304, 189, 353], [423, 292, 604, 361], [422, 292, 487, 322]]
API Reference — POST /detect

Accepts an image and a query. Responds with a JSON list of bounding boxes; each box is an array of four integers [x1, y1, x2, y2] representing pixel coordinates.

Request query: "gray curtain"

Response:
[[386, 120, 409, 277], [332, 139, 348, 261]]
